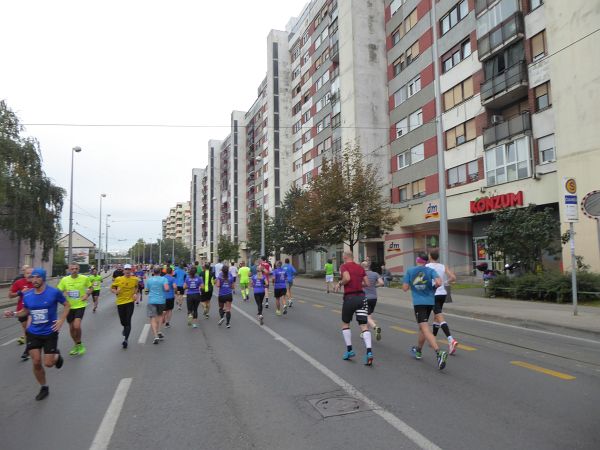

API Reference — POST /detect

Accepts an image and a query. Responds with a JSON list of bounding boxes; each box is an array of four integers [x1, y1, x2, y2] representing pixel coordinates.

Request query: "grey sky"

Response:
[[1, 0, 308, 252]]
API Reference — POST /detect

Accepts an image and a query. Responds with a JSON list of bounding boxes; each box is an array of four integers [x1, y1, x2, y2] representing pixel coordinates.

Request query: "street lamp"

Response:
[[67, 146, 82, 264], [256, 156, 265, 258], [105, 214, 111, 267], [97, 194, 106, 269]]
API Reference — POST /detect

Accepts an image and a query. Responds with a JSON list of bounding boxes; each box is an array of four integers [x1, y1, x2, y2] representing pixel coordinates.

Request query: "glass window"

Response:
[[531, 31, 546, 61], [394, 86, 407, 107], [399, 184, 409, 202], [462, 40, 472, 58], [485, 137, 531, 186], [411, 143, 425, 163], [396, 118, 408, 138], [459, 1, 468, 20], [535, 82, 551, 110], [407, 75, 421, 97], [441, 0, 468, 35], [538, 134, 555, 163], [409, 109, 423, 131], [531, 0, 543, 11], [412, 179, 426, 198], [397, 151, 410, 169]]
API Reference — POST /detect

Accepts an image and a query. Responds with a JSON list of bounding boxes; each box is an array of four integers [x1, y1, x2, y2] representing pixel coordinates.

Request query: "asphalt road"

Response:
[[1, 277, 599, 450]]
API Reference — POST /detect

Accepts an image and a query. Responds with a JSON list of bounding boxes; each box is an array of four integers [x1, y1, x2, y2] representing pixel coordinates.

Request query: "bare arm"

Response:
[[402, 283, 409, 292], [445, 266, 456, 283], [52, 301, 71, 332]]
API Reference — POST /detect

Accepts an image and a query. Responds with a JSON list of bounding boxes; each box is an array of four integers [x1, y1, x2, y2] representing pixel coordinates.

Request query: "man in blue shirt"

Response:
[[146, 267, 170, 344], [402, 253, 448, 370], [162, 267, 177, 328], [173, 263, 187, 311], [4, 268, 70, 400], [282, 258, 297, 307]]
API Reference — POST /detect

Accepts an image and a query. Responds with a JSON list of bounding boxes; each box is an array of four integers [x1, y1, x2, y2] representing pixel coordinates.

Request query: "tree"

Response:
[[295, 144, 400, 252], [217, 235, 240, 262], [486, 205, 561, 272], [128, 238, 190, 265], [246, 209, 276, 258], [0, 100, 65, 260]]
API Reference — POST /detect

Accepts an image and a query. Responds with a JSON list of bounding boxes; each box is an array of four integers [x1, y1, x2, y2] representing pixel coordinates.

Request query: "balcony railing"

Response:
[[478, 13, 524, 61], [480, 60, 528, 107], [483, 112, 531, 147]]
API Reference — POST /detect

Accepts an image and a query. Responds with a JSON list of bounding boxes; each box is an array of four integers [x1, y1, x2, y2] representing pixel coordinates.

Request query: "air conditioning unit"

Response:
[[491, 115, 504, 125]]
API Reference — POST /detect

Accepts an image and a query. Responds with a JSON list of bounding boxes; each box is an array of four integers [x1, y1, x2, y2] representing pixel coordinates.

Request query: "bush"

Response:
[[488, 271, 600, 302]]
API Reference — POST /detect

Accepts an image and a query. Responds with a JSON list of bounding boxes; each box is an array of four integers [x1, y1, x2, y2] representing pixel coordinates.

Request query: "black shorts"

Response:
[[177, 286, 185, 295], [434, 295, 447, 315], [366, 298, 377, 315], [92, 290, 101, 298], [137, 282, 144, 290], [26, 331, 59, 354], [200, 291, 213, 302], [414, 305, 434, 323], [218, 294, 233, 305], [67, 307, 85, 323], [341, 294, 368, 325], [165, 298, 175, 310], [274, 288, 287, 298]]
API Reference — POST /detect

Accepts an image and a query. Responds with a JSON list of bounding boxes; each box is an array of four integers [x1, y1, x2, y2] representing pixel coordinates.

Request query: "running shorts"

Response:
[[366, 297, 377, 315], [341, 294, 368, 325], [287, 280, 294, 288], [147, 304, 165, 318], [274, 288, 287, 298], [67, 307, 85, 323], [433, 295, 447, 315], [26, 331, 59, 354], [165, 298, 175, 311], [177, 286, 185, 295], [200, 291, 213, 302], [325, 275, 334, 283], [414, 305, 434, 323], [218, 294, 233, 304], [92, 290, 101, 298]]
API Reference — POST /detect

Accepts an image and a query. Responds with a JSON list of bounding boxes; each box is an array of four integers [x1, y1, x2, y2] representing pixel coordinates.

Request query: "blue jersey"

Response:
[[186, 275, 203, 295], [146, 276, 167, 305], [174, 267, 187, 286], [163, 274, 175, 299], [23, 286, 66, 336], [282, 264, 297, 282], [217, 273, 234, 297], [403, 266, 438, 306], [272, 268, 287, 289], [251, 275, 267, 294]]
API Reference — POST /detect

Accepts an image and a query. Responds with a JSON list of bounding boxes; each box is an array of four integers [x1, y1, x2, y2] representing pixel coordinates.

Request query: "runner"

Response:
[[162, 267, 177, 328], [8, 266, 33, 360], [214, 259, 223, 279], [324, 259, 334, 293], [112, 264, 124, 280], [237, 261, 251, 301], [230, 262, 238, 294], [334, 252, 373, 366], [88, 267, 103, 313], [426, 250, 458, 355], [402, 253, 448, 370], [200, 263, 216, 318], [361, 261, 384, 341], [282, 258, 297, 307], [271, 261, 288, 316], [216, 265, 235, 328], [183, 267, 204, 328], [146, 267, 170, 344], [251, 267, 267, 325], [259, 256, 272, 309], [57, 263, 92, 356], [173, 263, 187, 311], [110, 264, 139, 349], [134, 265, 146, 305], [4, 268, 69, 400]]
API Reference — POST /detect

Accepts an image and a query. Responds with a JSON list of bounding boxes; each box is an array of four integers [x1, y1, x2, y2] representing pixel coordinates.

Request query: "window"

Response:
[[292, 120, 301, 133], [395, 118, 408, 138], [399, 184, 409, 202], [478, 0, 519, 37], [303, 52, 310, 65], [291, 45, 301, 61], [293, 159, 302, 172], [448, 160, 478, 187], [538, 134, 555, 163], [316, 70, 330, 90], [409, 109, 423, 131], [485, 136, 531, 186], [390, 0, 404, 16], [393, 86, 407, 107], [393, 56, 404, 76], [392, 28, 401, 46], [531, 31, 546, 61], [332, 113, 341, 129], [412, 178, 426, 198], [292, 102, 302, 115], [531, 0, 543, 11], [316, 115, 330, 133], [407, 75, 421, 97], [303, 129, 312, 143], [445, 119, 476, 149], [292, 67, 301, 80], [397, 151, 410, 169], [303, 110, 311, 122], [442, 39, 472, 72], [441, 0, 468, 35], [316, 92, 331, 112], [443, 77, 474, 110], [410, 143, 424, 163], [534, 82, 551, 111], [405, 9, 418, 33], [406, 40, 420, 65], [293, 139, 302, 153]]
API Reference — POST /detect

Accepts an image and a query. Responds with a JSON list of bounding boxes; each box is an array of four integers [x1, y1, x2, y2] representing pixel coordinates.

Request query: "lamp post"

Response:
[[105, 214, 111, 267], [97, 194, 106, 269], [67, 146, 82, 264]]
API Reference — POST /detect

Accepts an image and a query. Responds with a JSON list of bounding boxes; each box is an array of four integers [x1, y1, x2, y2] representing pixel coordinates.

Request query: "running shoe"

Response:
[[264, 300, 269, 309], [437, 351, 448, 370], [35, 386, 49, 401], [288, 299, 293, 308], [342, 350, 356, 360], [135, 301, 139, 306], [153, 337, 159, 345], [177, 305, 182, 311], [17, 336, 25, 345], [187, 314, 193, 326], [276, 309, 282, 316], [77, 343, 86, 355], [21, 350, 29, 361], [411, 346, 422, 360], [55, 353, 64, 369], [282, 304, 288, 315], [158, 332, 165, 340], [258, 315, 264, 325], [69, 345, 79, 356], [93, 307, 97, 313], [226, 324, 231, 329], [122, 340, 128, 349], [165, 322, 171, 328], [218, 317, 225, 326], [192, 324, 198, 329], [204, 313, 210, 319], [448, 338, 458, 355], [364, 352, 373, 366], [375, 326, 382, 341]]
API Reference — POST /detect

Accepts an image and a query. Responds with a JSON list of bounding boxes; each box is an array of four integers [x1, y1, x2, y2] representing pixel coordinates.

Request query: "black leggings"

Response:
[[117, 302, 135, 340], [187, 294, 201, 319], [254, 292, 265, 315]]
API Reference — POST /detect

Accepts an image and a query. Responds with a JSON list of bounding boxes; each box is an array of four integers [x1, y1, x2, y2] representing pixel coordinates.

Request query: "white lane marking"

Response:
[[1, 337, 18, 346], [232, 305, 441, 450], [89, 377, 133, 450], [138, 324, 150, 344]]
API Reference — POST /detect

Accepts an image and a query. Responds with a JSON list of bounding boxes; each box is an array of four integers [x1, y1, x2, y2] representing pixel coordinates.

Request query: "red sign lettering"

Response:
[[470, 191, 524, 214]]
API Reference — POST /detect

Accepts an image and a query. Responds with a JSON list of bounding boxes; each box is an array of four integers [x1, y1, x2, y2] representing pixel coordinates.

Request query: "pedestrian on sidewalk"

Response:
[[402, 253, 448, 370], [361, 261, 383, 341]]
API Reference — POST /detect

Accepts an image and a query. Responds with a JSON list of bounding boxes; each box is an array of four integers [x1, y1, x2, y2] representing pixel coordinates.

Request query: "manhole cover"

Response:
[[308, 395, 370, 418]]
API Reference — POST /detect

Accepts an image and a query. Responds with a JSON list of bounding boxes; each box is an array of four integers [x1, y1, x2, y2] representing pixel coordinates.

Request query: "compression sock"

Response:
[[440, 322, 451, 338], [432, 322, 440, 336], [342, 328, 352, 351], [362, 330, 372, 351], [219, 308, 224, 318], [226, 311, 231, 325]]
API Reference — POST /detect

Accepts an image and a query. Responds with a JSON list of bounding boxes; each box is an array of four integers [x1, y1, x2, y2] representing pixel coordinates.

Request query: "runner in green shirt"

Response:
[[88, 267, 103, 313], [57, 263, 92, 356], [324, 259, 335, 294], [237, 262, 251, 301]]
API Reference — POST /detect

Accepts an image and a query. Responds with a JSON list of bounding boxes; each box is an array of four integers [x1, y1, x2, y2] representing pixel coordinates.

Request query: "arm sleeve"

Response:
[[56, 289, 67, 304]]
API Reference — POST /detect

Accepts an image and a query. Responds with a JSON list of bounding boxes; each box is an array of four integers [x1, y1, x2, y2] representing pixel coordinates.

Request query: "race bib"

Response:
[[93, 282, 101, 289], [31, 309, 49, 324], [189, 281, 197, 289], [67, 290, 80, 299]]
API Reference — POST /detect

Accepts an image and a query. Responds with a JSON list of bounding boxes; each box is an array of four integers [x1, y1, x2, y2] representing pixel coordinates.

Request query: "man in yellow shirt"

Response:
[[57, 263, 92, 356], [110, 264, 139, 349]]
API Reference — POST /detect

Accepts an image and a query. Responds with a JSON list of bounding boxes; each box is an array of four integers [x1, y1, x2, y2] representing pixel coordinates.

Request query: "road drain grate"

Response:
[[307, 393, 371, 418]]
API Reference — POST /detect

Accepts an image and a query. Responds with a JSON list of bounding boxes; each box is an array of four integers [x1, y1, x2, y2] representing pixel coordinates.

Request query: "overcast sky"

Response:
[[1, 0, 308, 252]]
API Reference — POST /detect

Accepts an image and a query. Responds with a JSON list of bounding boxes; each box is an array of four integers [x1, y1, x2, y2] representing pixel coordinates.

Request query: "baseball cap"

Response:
[[123, 264, 132, 269]]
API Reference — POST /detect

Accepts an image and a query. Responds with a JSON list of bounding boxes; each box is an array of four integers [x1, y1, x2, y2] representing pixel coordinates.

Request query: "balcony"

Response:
[[480, 61, 528, 109], [475, 0, 498, 16], [330, 41, 339, 63], [478, 13, 524, 61], [483, 112, 531, 147]]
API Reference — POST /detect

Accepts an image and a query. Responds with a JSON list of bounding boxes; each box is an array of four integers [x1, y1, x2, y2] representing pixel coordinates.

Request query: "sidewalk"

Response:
[[293, 276, 600, 339]]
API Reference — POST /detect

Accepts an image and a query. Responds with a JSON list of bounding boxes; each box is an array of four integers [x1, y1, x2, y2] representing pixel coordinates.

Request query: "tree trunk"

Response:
[[302, 252, 307, 273]]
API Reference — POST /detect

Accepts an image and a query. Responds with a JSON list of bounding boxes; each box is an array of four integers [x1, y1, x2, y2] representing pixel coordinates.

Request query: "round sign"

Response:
[[565, 178, 577, 194], [581, 190, 600, 219]]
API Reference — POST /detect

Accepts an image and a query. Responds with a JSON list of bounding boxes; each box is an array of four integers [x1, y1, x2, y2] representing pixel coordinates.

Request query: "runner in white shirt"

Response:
[[229, 262, 238, 294]]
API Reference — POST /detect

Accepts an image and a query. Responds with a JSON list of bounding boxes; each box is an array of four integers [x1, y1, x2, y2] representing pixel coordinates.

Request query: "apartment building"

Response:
[[162, 201, 192, 244], [190, 167, 209, 261]]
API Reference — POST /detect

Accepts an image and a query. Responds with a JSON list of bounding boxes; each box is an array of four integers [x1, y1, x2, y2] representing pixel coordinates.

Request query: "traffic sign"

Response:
[[581, 190, 600, 220], [563, 177, 578, 222]]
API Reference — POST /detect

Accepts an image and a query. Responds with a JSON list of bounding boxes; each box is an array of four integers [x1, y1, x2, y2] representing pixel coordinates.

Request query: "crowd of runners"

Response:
[[4, 251, 457, 400]]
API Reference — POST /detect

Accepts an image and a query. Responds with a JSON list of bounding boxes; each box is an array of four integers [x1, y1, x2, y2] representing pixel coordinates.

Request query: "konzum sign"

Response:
[[470, 191, 524, 214]]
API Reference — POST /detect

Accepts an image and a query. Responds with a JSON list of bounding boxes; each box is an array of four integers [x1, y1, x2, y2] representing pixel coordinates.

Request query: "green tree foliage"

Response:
[[128, 238, 191, 265], [246, 209, 276, 258], [217, 235, 240, 262], [294, 145, 400, 252], [0, 100, 65, 260], [486, 205, 561, 272]]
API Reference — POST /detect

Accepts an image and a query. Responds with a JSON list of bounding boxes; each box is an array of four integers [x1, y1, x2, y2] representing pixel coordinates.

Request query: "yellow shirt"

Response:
[[57, 275, 92, 309], [111, 276, 139, 305]]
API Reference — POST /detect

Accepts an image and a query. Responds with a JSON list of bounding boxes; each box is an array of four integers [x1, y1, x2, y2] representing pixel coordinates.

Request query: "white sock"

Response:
[[362, 330, 372, 349], [448, 335, 453, 342], [342, 329, 352, 346]]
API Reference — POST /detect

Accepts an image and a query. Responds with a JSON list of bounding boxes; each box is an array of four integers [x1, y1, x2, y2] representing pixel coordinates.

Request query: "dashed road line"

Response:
[[89, 378, 133, 450], [510, 361, 576, 380]]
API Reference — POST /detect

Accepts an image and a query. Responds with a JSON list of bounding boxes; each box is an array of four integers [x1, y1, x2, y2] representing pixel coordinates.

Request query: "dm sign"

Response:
[[424, 200, 440, 222], [470, 191, 524, 214]]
